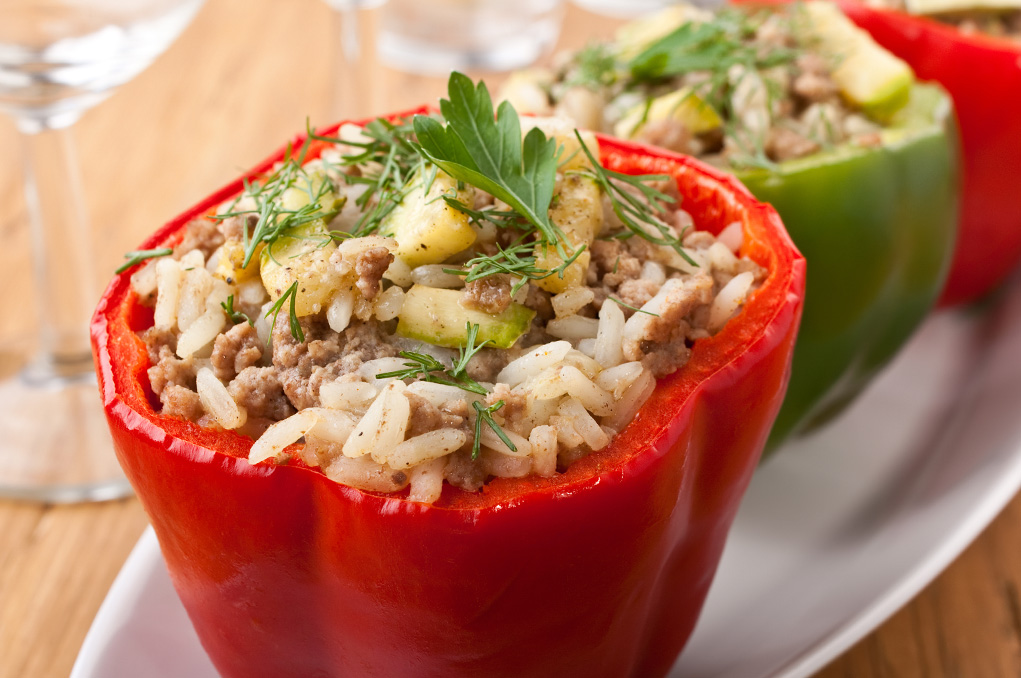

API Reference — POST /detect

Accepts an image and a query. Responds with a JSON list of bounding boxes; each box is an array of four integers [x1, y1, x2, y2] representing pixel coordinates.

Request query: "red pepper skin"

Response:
[[91, 120, 805, 677], [839, 1, 1021, 306]]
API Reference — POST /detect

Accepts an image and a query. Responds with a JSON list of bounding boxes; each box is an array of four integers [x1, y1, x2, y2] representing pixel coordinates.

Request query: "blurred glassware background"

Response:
[[0, 0, 204, 503], [572, 0, 722, 16], [321, 0, 566, 119]]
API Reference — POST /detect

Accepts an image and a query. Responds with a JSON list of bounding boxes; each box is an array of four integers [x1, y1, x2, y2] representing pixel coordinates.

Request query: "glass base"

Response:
[[0, 350, 132, 503]]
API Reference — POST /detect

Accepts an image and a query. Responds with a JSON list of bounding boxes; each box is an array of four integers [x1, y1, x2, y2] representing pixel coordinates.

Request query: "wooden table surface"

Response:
[[1, 2, 1019, 676]]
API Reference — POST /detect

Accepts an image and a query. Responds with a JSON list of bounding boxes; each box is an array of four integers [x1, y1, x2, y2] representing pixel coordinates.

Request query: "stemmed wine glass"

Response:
[[0, 0, 205, 502]]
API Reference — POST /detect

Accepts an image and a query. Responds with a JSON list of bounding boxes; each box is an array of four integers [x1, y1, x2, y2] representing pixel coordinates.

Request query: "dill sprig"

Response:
[[309, 117, 428, 237], [472, 400, 515, 460], [566, 42, 620, 89], [265, 281, 304, 343], [443, 238, 587, 295], [116, 247, 172, 274], [376, 322, 490, 395], [572, 131, 696, 266], [221, 295, 253, 326]]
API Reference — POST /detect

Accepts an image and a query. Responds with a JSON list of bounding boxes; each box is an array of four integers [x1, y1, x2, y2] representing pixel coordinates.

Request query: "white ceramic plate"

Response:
[[72, 280, 1021, 678]]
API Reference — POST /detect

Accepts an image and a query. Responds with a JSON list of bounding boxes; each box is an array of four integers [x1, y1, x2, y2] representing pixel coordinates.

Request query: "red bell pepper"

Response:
[[839, 0, 1021, 305], [91, 117, 805, 678]]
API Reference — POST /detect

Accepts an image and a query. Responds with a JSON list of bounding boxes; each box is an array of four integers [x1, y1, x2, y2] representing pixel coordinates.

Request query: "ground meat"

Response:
[[354, 246, 393, 300], [147, 345, 195, 396], [173, 218, 224, 260], [141, 327, 176, 365], [160, 384, 204, 421], [635, 118, 695, 155], [465, 347, 511, 384], [272, 314, 398, 409], [211, 323, 263, 381], [590, 239, 641, 288], [218, 213, 258, 241], [486, 383, 527, 427], [444, 449, 485, 492], [766, 127, 821, 162], [524, 285, 554, 320], [462, 276, 512, 315], [616, 278, 661, 309], [228, 367, 295, 421], [792, 69, 838, 104], [406, 392, 469, 439], [625, 273, 715, 377]]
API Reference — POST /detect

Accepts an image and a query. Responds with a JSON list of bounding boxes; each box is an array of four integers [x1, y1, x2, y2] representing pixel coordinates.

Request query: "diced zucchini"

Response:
[[614, 4, 713, 58], [800, 1, 913, 121], [260, 218, 339, 317], [381, 169, 477, 267], [614, 87, 722, 140], [534, 174, 603, 294], [396, 285, 535, 349], [214, 239, 263, 285]]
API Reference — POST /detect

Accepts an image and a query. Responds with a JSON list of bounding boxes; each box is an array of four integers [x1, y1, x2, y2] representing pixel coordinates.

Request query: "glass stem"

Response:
[[20, 124, 96, 383], [329, 1, 382, 121]]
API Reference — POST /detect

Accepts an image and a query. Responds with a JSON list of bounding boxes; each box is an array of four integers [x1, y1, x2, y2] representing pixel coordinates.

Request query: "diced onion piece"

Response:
[[130, 262, 158, 299], [388, 429, 467, 469], [481, 426, 532, 458], [529, 425, 558, 477], [383, 257, 413, 287], [154, 258, 182, 330], [407, 381, 476, 406], [176, 307, 226, 359], [602, 368, 655, 432], [410, 265, 465, 289], [594, 362, 644, 399], [559, 397, 610, 451], [320, 381, 379, 411], [407, 457, 447, 504], [551, 286, 595, 318], [374, 285, 405, 321], [709, 271, 754, 333], [307, 408, 357, 444], [546, 315, 599, 341], [249, 409, 320, 464], [528, 365, 614, 416], [640, 261, 666, 285], [496, 341, 572, 387], [717, 221, 743, 253], [343, 381, 410, 460], [196, 367, 246, 430], [594, 298, 625, 368], [327, 288, 355, 333]]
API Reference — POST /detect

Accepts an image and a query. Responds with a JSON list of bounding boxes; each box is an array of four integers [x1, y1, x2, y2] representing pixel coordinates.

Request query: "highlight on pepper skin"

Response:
[[90, 78, 805, 678]]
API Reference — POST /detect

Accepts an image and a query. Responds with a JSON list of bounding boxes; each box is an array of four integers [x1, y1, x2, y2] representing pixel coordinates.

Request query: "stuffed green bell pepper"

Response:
[[501, 0, 958, 448]]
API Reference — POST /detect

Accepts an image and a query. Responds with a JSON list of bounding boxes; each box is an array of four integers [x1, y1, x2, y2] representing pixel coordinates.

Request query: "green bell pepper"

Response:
[[738, 83, 957, 449]]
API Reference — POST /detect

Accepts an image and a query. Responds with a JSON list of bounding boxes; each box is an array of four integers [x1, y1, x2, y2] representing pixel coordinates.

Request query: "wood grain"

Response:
[[0, 2, 1017, 677]]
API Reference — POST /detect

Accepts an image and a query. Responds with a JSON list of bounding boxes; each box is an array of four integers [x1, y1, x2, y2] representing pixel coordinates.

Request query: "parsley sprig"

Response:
[[413, 73, 567, 251]]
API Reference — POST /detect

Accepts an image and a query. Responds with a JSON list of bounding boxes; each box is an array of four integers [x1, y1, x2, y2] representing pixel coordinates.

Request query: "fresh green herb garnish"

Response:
[[607, 295, 659, 317], [567, 42, 620, 89], [221, 295, 253, 326], [573, 131, 696, 266], [376, 322, 490, 395], [265, 281, 304, 343], [472, 400, 515, 460], [443, 238, 587, 295], [116, 248, 173, 274], [413, 73, 565, 249]]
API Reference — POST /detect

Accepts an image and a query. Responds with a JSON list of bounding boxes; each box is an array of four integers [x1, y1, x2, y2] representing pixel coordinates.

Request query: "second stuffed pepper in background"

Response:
[[502, 1, 958, 448], [839, 0, 1021, 306]]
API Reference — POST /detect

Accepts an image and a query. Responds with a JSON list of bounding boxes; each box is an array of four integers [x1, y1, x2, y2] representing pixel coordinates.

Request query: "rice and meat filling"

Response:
[[130, 105, 763, 504], [864, 0, 1021, 40], [499, 3, 898, 169]]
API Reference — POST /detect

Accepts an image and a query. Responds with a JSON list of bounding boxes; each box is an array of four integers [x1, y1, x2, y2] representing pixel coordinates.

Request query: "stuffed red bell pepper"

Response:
[[837, 0, 1021, 305], [92, 75, 804, 678]]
